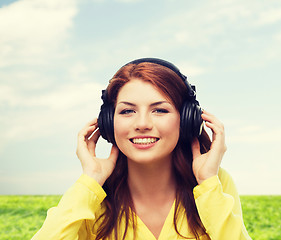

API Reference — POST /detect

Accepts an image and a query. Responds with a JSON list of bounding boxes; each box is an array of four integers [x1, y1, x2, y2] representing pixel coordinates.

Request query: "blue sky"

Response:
[[0, 0, 280, 195]]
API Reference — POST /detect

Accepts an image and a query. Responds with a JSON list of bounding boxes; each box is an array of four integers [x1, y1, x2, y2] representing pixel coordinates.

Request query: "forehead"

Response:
[[116, 79, 170, 103]]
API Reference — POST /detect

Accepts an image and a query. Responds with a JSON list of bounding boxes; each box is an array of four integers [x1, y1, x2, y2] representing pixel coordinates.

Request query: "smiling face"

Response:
[[114, 79, 181, 165]]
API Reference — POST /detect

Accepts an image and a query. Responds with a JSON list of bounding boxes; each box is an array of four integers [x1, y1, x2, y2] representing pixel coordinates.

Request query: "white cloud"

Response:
[[177, 61, 206, 77], [163, 1, 281, 48], [89, 0, 142, 3], [228, 125, 281, 144], [0, 82, 103, 108], [0, 0, 77, 67], [0, 85, 20, 106], [237, 125, 262, 134], [68, 62, 91, 82], [255, 8, 281, 26], [115, 0, 142, 2], [0, 81, 104, 143]]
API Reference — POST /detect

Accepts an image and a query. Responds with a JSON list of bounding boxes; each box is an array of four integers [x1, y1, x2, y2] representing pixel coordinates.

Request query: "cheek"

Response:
[[113, 116, 129, 143], [159, 114, 181, 139], [165, 114, 180, 131]]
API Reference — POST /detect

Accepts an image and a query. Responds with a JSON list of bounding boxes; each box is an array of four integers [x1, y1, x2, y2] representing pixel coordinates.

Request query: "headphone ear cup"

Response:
[[192, 104, 203, 138], [98, 103, 116, 144], [180, 101, 203, 142]]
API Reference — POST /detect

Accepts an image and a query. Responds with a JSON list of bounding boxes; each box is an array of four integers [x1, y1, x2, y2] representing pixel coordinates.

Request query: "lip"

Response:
[[129, 136, 159, 150]]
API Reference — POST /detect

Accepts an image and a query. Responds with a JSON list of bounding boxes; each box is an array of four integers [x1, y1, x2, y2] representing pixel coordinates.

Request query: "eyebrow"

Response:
[[117, 101, 170, 107]]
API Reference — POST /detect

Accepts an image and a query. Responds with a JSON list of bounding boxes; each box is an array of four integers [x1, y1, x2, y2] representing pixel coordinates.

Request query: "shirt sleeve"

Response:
[[193, 168, 252, 240], [31, 174, 106, 240]]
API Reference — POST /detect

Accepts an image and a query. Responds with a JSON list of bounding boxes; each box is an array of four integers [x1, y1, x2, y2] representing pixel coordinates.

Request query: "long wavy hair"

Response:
[[95, 62, 211, 239]]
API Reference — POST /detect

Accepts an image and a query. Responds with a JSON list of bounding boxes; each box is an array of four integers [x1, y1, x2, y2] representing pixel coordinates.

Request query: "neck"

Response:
[[127, 158, 176, 202]]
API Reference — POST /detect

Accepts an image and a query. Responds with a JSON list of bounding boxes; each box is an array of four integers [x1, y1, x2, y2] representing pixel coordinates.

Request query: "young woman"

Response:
[[32, 58, 251, 240]]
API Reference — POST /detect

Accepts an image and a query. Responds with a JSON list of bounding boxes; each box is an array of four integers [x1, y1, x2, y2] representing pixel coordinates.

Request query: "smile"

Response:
[[130, 138, 159, 145]]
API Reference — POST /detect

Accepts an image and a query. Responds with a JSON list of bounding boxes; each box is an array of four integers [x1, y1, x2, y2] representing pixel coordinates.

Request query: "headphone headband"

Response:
[[124, 58, 196, 99], [98, 57, 203, 144]]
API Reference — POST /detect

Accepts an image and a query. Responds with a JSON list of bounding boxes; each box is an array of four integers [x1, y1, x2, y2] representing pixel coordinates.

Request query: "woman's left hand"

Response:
[[191, 111, 227, 185]]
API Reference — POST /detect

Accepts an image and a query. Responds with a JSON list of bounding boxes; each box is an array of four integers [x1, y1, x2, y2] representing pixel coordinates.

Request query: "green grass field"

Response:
[[240, 196, 281, 240], [0, 195, 280, 240]]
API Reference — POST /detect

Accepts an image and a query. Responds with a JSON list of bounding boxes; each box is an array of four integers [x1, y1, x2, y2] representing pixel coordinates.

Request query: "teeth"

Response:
[[132, 138, 158, 144]]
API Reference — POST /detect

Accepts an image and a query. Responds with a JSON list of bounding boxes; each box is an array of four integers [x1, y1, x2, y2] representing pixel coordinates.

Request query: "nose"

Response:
[[134, 112, 153, 132]]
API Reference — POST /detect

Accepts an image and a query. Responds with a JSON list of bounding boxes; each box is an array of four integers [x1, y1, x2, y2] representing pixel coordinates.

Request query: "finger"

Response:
[[204, 119, 226, 155], [89, 128, 101, 143], [79, 119, 98, 140], [201, 111, 216, 123], [84, 118, 98, 128], [202, 111, 224, 133], [205, 121, 224, 137], [84, 125, 98, 140], [191, 138, 201, 159], [77, 127, 96, 154], [201, 109, 212, 116], [87, 130, 101, 157], [79, 119, 98, 136]]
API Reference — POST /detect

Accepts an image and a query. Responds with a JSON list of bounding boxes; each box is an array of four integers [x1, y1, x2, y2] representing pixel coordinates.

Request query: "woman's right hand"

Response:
[[76, 118, 119, 186]]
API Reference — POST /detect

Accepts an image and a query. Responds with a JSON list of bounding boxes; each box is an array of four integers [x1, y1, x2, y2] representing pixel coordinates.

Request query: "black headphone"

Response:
[[98, 58, 203, 145]]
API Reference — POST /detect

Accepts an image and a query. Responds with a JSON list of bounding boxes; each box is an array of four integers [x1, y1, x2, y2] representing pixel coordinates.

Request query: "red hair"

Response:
[[95, 62, 211, 239]]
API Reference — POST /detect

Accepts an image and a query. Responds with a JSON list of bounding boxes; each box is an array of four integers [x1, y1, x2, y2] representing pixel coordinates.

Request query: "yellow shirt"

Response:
[[32, 168, 251, 240]]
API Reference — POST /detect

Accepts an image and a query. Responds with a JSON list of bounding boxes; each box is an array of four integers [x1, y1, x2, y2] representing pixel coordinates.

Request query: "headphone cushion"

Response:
[[192, 104, 203, 137], [98, 103, 115, 144], [180, 101, 203, 141]]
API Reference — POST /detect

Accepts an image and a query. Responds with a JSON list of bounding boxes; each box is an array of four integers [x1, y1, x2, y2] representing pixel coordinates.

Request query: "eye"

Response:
[[153, 108, 169, 114], [119, 109, 135, 115]]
